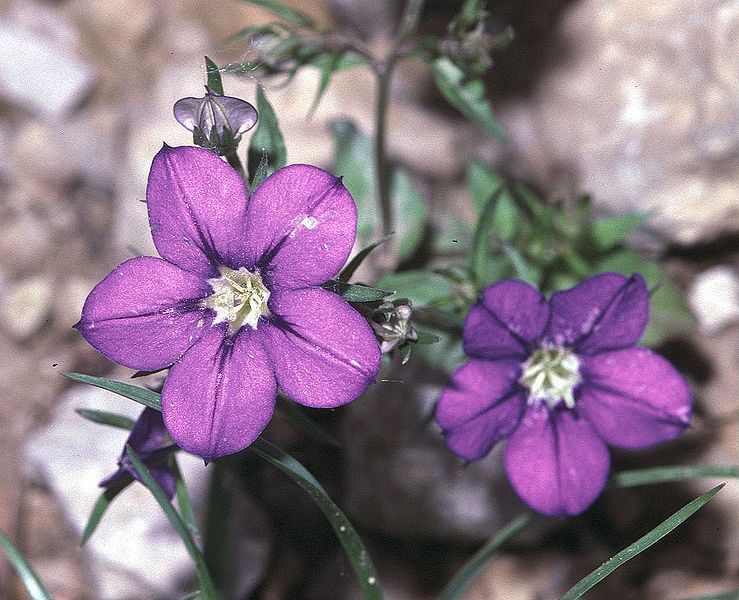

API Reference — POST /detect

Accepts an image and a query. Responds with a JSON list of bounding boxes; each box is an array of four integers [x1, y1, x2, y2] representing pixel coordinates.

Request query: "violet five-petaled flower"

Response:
[[100, 407, 178, 499], [436, 274, 692, 516], [76, 145, 381, 460]]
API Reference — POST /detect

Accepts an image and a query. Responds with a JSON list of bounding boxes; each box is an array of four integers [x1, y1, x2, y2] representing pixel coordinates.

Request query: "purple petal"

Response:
[[436, 359, 525, 460], [548, 273, 648, 354], [162, 326, 277, 460], [463, 280, 548, 360], [146, 464, 177, 500], [126, 407, 170, 454], [244, 165, 357, 289], [147, 145, 251, 278], [75, 256, 213, 371], [261, 287, 380, 407], [578, 348, 691, 448], [504, 406, 610, 516]]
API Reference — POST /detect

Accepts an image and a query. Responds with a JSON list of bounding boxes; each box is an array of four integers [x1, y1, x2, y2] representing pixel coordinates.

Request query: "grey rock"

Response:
[[499, 0, 739, 244], [689, 265, 739, 334], [0, 275, 53, 340], [23, 384, 210, 599], [0, 20, 96, 119]]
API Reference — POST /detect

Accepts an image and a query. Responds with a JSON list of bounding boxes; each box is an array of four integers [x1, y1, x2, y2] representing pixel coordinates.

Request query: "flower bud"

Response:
[[371, 299, 419, 355], [173, 87, 258, 155]]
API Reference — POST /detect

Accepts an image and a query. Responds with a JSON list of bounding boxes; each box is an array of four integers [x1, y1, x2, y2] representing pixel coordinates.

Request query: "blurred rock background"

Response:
[[0, 0, 736, 598]]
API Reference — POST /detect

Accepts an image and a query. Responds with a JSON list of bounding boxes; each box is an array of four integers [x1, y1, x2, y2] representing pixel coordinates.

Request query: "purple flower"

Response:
[[100, 408, 178, 499], [76, 145, 381, 460], [436, 274, 691, 516]]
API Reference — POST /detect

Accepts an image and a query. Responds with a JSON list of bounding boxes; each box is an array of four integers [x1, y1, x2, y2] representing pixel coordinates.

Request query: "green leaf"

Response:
[[204, 56, 224, 95], [499, 239, 541, 285], [469, 185, 504, 284], [276, 395, 341, 448], [75, 408, 135, 431], [249, 437, 381, 599], [613, 465, 739, 488], [63, 373, 162, 411], [590, 213, 646, 251], [322, 280, 393, 302], [127, 446, 217, 600], [410, 328, 465, 373], [560, 484, 725, 600], [330, 120, 427, 261], [467, 161, 520, 241], [309, 50, 341, 114], [0, 531, 53, 600], [432, 58, 507, 142], [240, 0, 315, 27], [439, 512, 533, 600], [414, 329, 441, 345], [391, 169, 428, 260], [595, 250, 695, 346], [678, 590, 739, 600], [172, 458, 200, 541], [248, 86, 287, 189], [376, 270, 456, 307], [81, 482, 129, 545], [339, 237, 391, 283]]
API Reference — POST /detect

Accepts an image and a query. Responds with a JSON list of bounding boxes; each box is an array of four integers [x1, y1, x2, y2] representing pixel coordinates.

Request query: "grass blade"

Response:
[[439, 512, 533, 600], [249, 437, 382, 599], [81, 482, 129, 545], [560, 484, 725, 600], [75, 408, 135, 431], [678, 590, 739, 600], [63, 373, 161, 411], [613, 466, 739, 488], [339, 237, 391, 282], [322, 280, 393, 302], [469, 185, 504, 284], [0, 531, 53, 600], [172, 458, 200, 541], [127, 446, 217, 600]]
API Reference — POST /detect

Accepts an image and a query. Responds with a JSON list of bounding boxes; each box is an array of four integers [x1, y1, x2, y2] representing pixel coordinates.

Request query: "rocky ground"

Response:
[[0, 0, 737, 598]]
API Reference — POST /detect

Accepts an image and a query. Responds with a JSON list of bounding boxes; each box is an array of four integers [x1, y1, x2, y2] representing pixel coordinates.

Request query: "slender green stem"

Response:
[[373, 0, 426, 256]]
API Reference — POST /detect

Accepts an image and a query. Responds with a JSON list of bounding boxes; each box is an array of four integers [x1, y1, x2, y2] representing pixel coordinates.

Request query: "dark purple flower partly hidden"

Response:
[[174, 87, 258, 154], [100, 407, 178, 499], [436, 274, 691, 516], [76, 145, 381, 460]]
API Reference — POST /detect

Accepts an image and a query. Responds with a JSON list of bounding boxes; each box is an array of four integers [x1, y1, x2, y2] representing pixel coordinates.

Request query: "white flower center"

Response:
[[520, 346, 581, 409], [205, 266, 270, 333]]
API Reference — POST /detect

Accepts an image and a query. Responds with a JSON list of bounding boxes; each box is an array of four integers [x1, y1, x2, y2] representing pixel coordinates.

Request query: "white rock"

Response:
[[0, 275, 53, 340], [689, 265, 739, 334], [24, 384, 211, 599], [0, 20, 96, 119]]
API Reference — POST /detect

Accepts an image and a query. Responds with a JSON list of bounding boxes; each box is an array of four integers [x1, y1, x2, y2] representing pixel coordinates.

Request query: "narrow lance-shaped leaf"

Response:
[[63, 373, 162, 411], [249, 437, 382, 600], [127, 446, 217, 600], [322, 280, 393, 303], [248, 85, 286, 189], [76, 408, 136, 431], [204, 56, 224, 95], [439, 512, 533, 600], [0, 531, 53, 600], [339, 237, 391, 283], [613, 465, 739, 488], [469, 185, 503, 284], [432, 57, 507, 142], [81, 482, 130, 545], [560, 484, 725, 600], [309, 50, 342, 115]]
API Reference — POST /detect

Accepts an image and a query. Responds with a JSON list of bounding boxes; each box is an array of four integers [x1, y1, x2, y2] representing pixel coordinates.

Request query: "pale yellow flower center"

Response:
[[520, 346, 581, 409], [205, 266, 270, 333]]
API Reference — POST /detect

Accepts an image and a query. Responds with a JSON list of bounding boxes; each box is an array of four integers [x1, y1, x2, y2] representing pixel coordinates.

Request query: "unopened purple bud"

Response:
[[173, 87, 258, 154]]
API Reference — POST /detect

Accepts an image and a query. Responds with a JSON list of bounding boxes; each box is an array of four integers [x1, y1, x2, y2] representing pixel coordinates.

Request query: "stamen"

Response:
[[520, 346, 581, 409], [204, 266, 270, 333]]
